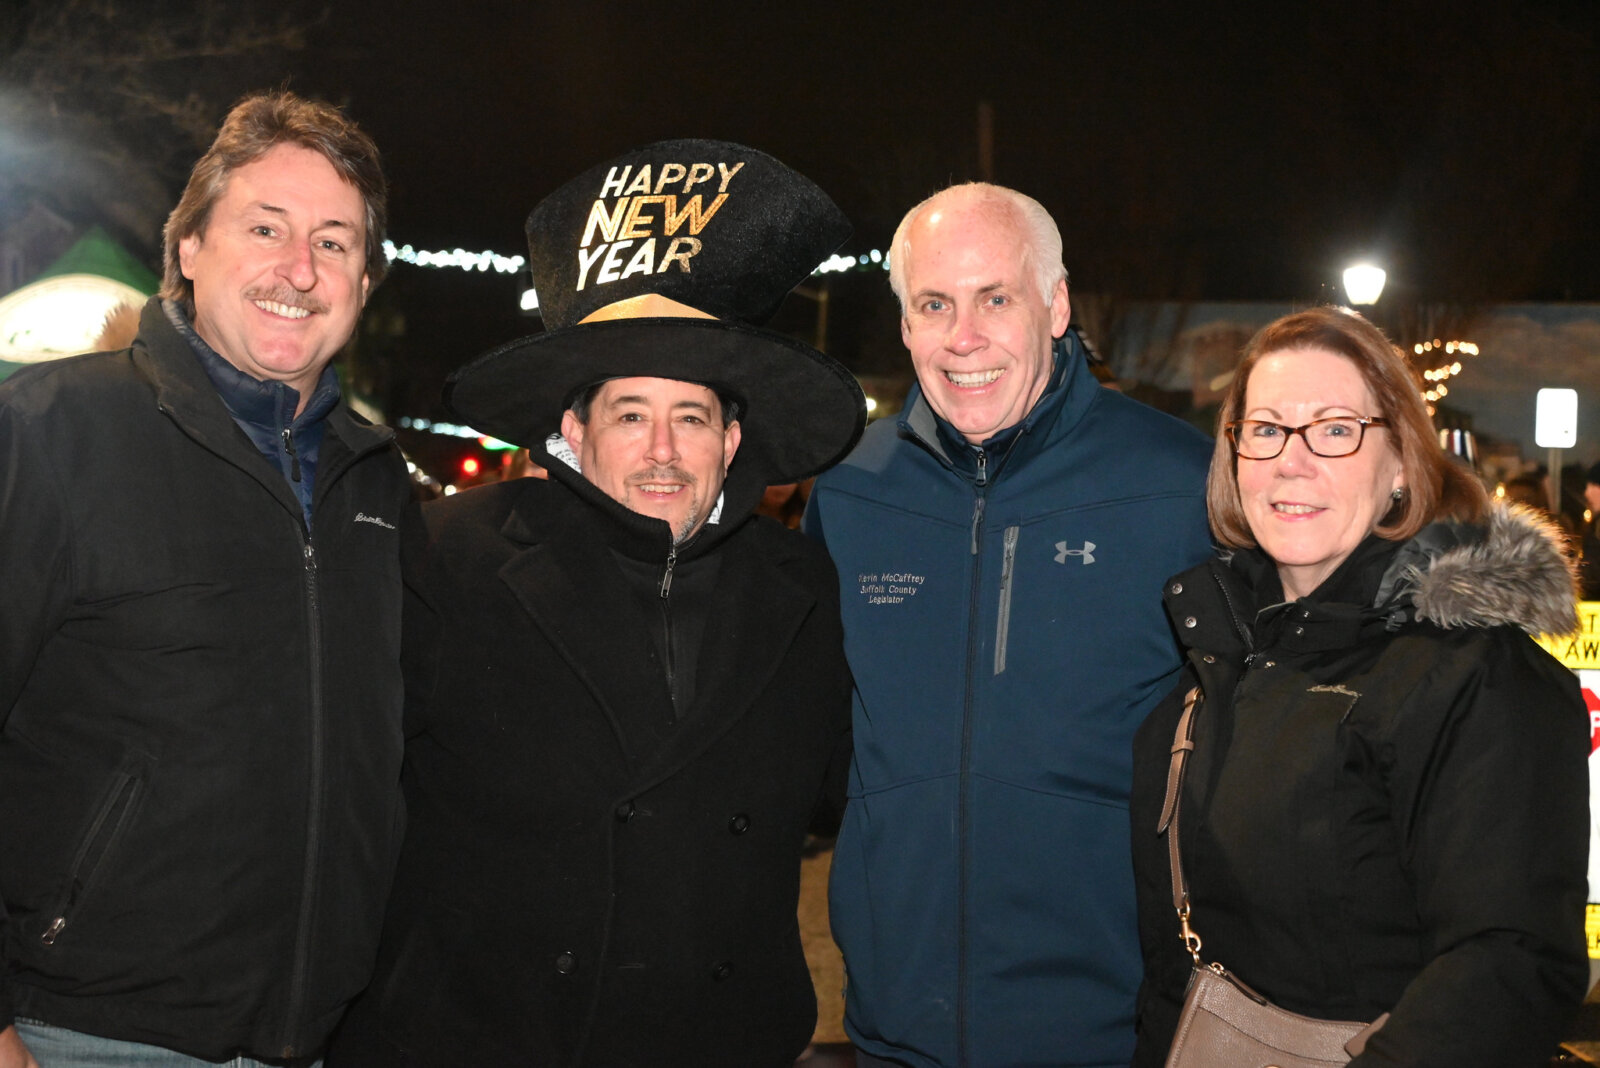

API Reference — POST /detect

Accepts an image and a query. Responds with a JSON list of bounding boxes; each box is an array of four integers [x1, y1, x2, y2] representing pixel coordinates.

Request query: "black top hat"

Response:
[[445, 139, 865, 483]]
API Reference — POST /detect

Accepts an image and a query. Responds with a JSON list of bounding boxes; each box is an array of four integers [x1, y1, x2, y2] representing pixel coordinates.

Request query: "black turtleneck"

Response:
[[610, 548, 721, 722], [540, 441, 759, 729]]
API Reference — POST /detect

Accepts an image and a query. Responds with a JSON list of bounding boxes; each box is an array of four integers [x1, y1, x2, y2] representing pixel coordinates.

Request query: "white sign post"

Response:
[[1536, 388, 1579, 514]]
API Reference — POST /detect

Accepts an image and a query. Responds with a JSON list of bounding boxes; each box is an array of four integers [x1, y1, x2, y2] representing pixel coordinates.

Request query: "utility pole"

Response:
[[977, 100, 994, 182]]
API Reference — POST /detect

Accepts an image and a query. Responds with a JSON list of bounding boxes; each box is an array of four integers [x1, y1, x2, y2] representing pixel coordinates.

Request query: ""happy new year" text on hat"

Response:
[[445, 139, 865, 483]]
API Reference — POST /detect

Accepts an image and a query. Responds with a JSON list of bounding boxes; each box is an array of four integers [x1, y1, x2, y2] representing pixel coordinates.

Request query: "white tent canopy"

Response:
[[0, 273, 149, 363]]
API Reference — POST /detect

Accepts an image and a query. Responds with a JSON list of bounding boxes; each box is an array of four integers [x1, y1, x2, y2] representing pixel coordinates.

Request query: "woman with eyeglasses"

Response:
[[1129, 305, 1589, 1066]]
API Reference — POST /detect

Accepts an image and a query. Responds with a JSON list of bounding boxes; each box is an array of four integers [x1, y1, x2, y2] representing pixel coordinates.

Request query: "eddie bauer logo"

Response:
[[354, 512, 395, 530], [576, 160, 747, 291], [1054, 540, 1095, 565]]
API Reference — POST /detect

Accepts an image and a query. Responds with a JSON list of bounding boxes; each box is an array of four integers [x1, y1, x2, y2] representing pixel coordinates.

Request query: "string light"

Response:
[[384, 238, 890, 313], [396, 416, 513, 451], [383, 241, 525, 275], [387, 242, 891, 444], [384, 239, 890, 279], [383, 245, 1488, 443], [1412, 338, 1479, 401], [384, 238, 891, 314]]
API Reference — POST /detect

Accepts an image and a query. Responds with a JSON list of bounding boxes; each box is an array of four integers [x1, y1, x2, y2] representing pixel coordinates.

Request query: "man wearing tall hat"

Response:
[[328, 142, 863, 1068]]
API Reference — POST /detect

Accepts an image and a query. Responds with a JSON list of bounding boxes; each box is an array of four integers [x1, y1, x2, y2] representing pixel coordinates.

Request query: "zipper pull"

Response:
[[282, 428, 302, 483], [974, 447, 988, 487], [659, 545, 677, 598], [41, 916, 66, 945]]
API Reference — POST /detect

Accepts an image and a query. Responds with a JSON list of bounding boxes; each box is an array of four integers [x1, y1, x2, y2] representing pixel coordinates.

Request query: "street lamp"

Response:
[[1343, 264, 1386, 306]]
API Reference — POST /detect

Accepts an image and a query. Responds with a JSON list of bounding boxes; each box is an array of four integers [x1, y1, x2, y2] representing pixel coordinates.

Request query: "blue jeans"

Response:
[[14, 1021, 322, 1068]]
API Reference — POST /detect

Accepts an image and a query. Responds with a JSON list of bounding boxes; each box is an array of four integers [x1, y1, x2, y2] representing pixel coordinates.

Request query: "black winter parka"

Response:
[[1131, 507, 1590, 1067], [0, 300, 409, 1060], [329, 460, 853, 1067]]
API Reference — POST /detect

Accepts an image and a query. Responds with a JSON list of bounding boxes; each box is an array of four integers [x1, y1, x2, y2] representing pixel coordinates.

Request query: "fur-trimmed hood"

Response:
[[1378, 502, 1579, 636]]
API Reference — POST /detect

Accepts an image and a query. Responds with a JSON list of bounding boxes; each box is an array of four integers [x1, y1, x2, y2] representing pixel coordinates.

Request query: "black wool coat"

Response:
[[330, 466, 853, 1068]]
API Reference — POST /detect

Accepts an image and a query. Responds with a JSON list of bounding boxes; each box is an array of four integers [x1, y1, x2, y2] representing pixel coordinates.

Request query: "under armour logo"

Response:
[[1055, 540, 1096, 565]]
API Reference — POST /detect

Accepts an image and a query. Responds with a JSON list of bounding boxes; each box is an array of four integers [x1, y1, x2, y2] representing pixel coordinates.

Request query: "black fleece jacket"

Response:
[[0, 299, 410, 1060]]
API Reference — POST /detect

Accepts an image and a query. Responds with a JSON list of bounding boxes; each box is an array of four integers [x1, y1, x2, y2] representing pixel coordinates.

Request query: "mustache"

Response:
[[628, 466, 696, 487], [245, 286, 330, 315]]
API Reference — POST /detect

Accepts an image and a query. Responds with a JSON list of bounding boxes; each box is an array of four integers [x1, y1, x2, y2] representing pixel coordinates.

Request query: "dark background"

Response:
[[4, 0, 1598, 426]]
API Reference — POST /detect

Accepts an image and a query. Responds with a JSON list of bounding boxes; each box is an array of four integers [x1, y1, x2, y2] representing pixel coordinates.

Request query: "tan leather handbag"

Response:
[[1160, 688, 1387, 1067]]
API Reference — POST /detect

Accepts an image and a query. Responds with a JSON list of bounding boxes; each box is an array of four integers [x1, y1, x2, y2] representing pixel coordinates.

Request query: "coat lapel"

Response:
[[633, 532, 816, 786], [497, 500, 678, 769]]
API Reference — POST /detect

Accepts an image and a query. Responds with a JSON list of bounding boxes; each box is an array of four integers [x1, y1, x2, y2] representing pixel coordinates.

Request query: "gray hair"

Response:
[[886, 182, 1067, 312]]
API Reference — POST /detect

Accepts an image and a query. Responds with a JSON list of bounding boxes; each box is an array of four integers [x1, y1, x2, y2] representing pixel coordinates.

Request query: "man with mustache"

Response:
[[0, 91, 407, 1066], [328, 140, 862, 1068]]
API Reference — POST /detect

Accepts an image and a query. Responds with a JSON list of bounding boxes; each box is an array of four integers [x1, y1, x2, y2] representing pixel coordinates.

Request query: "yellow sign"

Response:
[[1588, 904, 1600, 959], [1534, 602, 1600, 669]]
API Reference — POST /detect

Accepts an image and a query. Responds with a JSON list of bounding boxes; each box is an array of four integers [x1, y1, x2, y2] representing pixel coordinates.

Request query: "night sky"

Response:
[[9, 1, 1600, 441], [295, 1, 1600, 299]]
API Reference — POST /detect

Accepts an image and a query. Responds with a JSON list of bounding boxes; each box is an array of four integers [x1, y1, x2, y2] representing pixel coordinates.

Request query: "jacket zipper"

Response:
[[282, 427, 302, 482], [994, 525, 1020, 675], [956, 446, 991, 1068], [39, 772, 142, 946], [659, 544, 677, 598], [659, 544, 677, 708], [147, 399, 393, 1055], [280, 536, 324, 1057], [1209, 563, 1255, 657], [275, 424, 397, 1056]]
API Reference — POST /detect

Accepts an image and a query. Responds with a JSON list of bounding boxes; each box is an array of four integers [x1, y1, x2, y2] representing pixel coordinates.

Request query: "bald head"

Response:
[[888, 183, 1066, 314], [891, 182, 1072, 443]]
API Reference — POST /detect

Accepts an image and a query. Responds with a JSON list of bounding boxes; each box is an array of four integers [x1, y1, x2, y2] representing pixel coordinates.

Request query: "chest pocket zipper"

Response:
[[994, 525, 1020, 675], [41, 770, 144, 946]]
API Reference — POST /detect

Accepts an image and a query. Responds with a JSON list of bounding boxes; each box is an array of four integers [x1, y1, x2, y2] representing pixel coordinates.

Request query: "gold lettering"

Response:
[[716, 161, 745, 192], [599, 166, 630, 198], [663, 194, 727, 236], [657, 237, 701, 273], [683, 162, 715, 191], [575, 244, 609, 290], [620, 239, 657, 280], [623, 166, 654, 196], [581, 197, 629, 246], [596, 240, 634, 285], [654, 163, 687, 194], [620, 195, 668, 240]]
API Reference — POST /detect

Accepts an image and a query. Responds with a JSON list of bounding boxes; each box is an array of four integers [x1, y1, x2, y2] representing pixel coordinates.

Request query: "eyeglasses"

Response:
[[1224, 416, 1390, 460]]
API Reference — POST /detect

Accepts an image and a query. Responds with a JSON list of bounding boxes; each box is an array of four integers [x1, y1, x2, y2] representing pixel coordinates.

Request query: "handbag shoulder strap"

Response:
[[1159, 686, 1205, 963]]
